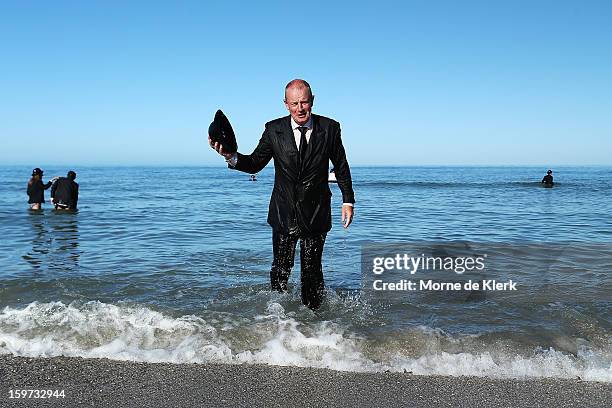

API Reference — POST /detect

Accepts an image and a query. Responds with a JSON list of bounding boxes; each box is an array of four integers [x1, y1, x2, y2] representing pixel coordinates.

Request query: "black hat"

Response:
[[547, 169, 552, 174], [208, 110, 238, 154], [32, 168, 43, 176]]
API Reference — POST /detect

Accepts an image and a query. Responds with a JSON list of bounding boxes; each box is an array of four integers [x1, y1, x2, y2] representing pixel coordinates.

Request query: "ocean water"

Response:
[[0, 165, 610, 381]]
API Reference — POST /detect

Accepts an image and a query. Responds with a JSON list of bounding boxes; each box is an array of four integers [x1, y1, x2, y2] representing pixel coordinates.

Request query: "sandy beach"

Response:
[[0, 355, 609, 407]]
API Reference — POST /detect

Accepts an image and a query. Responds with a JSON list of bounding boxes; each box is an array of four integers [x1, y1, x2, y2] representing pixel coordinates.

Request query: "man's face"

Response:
[[284, 86, 314, 125]]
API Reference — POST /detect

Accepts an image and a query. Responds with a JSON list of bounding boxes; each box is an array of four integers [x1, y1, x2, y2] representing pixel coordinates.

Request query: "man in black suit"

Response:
[[210, 79, 355, 309]]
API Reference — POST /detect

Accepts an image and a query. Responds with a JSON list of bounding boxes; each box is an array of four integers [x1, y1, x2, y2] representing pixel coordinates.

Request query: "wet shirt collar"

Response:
[[291, 116, 313, 131]]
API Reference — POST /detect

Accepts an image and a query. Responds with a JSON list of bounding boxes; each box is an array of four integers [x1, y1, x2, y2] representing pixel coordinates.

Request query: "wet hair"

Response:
[[32, 168, 43, 177], [284, 79, 313, 102], [67, 170, 77, 180], [547, 169, 552, 174]]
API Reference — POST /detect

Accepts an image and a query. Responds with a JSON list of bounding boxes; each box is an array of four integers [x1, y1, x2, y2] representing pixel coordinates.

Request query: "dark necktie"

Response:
[[298, 126, 308, 164]]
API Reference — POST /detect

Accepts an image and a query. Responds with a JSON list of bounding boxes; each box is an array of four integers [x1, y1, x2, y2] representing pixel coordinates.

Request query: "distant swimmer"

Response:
[[541, 169, 554, 187], [27, 168, 58, 210], [51, 170, 79, 210], [250, 174, 257, 181]]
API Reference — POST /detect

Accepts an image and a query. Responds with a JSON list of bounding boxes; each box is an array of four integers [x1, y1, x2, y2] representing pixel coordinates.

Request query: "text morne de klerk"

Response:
[[372, 279, 517, 291]]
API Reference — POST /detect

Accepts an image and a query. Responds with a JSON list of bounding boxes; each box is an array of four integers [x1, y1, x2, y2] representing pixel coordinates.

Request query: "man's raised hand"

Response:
[[208, 136, 233, 160]]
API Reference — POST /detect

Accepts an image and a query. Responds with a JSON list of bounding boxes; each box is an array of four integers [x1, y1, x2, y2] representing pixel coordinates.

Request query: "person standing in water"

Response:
[[209, 79, 355, 310], [51, 170, 79, 210], [27, 168, 57, 210], [542, 169, 554, 187]]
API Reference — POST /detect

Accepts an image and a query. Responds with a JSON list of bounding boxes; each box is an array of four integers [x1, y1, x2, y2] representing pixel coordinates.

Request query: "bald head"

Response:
[[284, 79, 313, 102], [284, 79, 315, 125]]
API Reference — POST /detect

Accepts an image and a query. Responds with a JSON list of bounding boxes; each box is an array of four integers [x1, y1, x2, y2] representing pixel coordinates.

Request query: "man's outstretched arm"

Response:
[[209, 125, 273, 174]]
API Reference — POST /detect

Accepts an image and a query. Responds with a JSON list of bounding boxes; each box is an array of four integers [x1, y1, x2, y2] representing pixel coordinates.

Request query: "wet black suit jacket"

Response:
[[542, 174, 554, 185], [27, 179, 52, 204], [51, 177, 79, 209], [231, 114, 355, 236]]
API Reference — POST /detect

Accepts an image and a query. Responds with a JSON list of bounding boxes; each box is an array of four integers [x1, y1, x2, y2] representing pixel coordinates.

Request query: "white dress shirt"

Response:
[[291, 116, 313, 148]]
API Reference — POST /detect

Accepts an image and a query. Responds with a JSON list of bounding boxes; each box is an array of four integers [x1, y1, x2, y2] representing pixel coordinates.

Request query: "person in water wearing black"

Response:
[[27, 168, 57, 210], [542, 169, 554, 187], [51, 170, 79, 210], [210, 79, 355, 310]]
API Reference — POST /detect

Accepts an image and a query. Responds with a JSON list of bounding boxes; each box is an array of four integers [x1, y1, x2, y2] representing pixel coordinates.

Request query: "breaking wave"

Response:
[[1, 301, 609, 382]]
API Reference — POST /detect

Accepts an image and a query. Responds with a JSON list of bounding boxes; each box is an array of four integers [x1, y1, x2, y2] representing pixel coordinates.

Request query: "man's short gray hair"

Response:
[[284, 79, 313, 101]]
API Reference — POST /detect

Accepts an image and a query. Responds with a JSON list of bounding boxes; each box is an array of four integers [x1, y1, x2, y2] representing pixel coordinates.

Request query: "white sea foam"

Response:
[[0, 301, 610, 382]]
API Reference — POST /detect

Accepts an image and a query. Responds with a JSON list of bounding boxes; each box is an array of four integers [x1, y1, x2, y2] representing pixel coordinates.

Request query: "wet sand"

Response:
[[0, 355, 610, 407]]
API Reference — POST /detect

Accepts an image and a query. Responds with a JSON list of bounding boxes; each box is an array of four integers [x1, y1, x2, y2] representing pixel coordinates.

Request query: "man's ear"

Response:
[[311, 95, 315, 105]]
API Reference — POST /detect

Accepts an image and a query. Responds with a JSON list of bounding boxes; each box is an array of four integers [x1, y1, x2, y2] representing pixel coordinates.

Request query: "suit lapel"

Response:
[[280, 116, 299, 170], [281, 115, 324, 174], [302, 115, 324, 169], [283, 115, 297, 151]]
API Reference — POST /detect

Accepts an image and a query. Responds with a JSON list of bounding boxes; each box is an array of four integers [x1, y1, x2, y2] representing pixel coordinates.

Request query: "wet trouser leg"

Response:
[[299, 233, 326, 310], [271, 231, 327, 310], [271, 231, 298, 292]]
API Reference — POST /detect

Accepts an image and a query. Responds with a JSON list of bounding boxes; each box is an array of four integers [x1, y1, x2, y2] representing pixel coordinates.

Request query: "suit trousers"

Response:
[[270, 230, 327, 310]]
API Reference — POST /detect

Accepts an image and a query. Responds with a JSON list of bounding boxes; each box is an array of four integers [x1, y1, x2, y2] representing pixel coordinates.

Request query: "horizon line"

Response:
[[2, 163, 611, 168]]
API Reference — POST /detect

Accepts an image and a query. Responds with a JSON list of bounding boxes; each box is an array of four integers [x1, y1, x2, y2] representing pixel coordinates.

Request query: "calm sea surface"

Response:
[[0, 166, 610, 381]]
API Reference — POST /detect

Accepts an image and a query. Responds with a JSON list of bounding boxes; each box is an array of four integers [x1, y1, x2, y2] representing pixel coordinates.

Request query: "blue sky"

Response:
[[1, 1, 610, 166]]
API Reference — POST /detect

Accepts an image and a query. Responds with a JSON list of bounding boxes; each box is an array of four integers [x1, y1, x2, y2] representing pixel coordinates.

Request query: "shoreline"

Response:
[[1, 355, 610, 407]]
